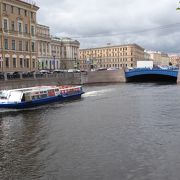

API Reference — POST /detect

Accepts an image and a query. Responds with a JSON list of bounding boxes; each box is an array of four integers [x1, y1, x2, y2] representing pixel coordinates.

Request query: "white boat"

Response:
[[0, 85, 84, 109]]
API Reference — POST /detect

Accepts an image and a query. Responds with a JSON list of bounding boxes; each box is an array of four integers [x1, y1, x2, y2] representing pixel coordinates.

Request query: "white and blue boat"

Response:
[[0, 85, 84, 109]]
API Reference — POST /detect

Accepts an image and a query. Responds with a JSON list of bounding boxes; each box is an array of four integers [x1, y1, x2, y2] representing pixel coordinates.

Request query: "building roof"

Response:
[[17, 0, 39, 9], [37, 24, 50, 29], [80, 43, 144, 51]]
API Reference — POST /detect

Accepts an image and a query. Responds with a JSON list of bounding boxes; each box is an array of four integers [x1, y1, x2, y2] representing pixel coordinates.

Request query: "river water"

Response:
[[1, 83, 180, 180]]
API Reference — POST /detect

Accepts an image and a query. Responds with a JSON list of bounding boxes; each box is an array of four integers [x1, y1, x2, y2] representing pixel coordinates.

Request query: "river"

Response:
[[1, 83, 180, 180]]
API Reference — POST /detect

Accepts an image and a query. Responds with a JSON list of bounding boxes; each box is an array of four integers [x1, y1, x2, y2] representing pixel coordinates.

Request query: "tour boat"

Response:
[[0, 85, 84, 109]]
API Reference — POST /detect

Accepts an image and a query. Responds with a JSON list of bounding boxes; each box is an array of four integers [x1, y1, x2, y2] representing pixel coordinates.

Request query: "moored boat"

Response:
[[0, 85, 84, 109]]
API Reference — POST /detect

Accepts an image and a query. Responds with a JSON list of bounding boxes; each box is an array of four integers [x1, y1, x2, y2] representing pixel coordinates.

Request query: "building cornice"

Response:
[[2, 0, 39, 11], [80, 43, 144, 51]]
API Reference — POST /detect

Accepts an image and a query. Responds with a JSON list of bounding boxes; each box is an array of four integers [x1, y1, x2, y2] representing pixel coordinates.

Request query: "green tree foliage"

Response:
[[177, 1, 180, 10]]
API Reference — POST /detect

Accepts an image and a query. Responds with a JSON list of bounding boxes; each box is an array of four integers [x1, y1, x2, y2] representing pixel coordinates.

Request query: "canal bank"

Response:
[[1, 68, 180, 90], [0, 70, 126, 90]]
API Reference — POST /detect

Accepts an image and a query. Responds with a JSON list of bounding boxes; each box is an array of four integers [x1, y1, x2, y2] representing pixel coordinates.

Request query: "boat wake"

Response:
[[83, 89, 113, 97]]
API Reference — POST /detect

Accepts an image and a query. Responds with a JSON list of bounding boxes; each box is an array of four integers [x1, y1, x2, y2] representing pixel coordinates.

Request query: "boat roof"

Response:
[[0, 85, 82, 94], [0, 86, 58, 94]]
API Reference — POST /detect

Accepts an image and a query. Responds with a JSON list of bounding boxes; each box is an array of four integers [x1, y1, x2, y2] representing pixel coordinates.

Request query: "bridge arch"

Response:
[[125, 69, 178, 82]]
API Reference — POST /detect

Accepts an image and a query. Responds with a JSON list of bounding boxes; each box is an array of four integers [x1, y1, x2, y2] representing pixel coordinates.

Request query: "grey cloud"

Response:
[[37, 0, 180, 53]]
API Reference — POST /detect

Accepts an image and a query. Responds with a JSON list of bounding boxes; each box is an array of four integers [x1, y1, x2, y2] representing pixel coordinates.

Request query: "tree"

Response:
[[177, 1, 180, 10]]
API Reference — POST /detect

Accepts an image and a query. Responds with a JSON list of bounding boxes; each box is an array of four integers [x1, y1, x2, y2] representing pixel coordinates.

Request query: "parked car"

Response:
[[13, 71, 21, 78], [97, 68, 107, 71], [107, 67, 119, 71], [22, 71, 34, 78], [0, 72, 4, 80], [7, 72, 14, 79], [53, 69, 67, 73], [67, 69, 80, 73], [39, 70, 51, 74]]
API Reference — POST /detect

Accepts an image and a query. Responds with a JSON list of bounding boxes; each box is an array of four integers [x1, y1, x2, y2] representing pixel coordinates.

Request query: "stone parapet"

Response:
[[0, 70, 126, 90], [81, 69, 126, 84]]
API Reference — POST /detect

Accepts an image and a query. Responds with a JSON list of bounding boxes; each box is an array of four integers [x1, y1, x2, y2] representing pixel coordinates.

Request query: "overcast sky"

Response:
[[37, 0, 180, 53]]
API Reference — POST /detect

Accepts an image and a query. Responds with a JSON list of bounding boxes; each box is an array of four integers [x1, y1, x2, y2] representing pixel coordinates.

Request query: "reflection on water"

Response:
[[1, 83, 180, 179]]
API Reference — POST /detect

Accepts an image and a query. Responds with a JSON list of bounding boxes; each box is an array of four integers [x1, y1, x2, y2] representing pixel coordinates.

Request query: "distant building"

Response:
[[144, 51, 151, 61], [37, 33, 80, 70], [169, 55, 180, 66], [50, 37, 80, 70], [0, 0, 39, 72], [36, 24, 51, 70], [56, 37, 80, 70], [147, 51, 170, 66], [79, 44, 144, 70]]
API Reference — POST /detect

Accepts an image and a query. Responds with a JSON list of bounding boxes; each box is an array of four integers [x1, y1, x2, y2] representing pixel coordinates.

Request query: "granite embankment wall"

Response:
[[0, 73, 81, 90], [0, 70, 126, 90], [81, 69, 126, 84]]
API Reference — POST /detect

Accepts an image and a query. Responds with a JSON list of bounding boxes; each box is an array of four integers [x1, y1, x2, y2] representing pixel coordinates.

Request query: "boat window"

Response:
[[25, 94, 31, 101], [0, 91, 8, 99], [48, 90, 55, 96], [21, 94, 25, 102], [40, 94, 47, 98], [32, 95, 39, 100]]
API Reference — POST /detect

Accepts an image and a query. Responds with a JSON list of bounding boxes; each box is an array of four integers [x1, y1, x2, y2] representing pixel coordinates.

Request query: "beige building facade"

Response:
[[79, 44, 144, 70], [60, 38, 80, 69], [147, 51, 170, 66], [38, 36, 80, 70], [0, 0, 39, 73], [37, 35, 80, 70], [36, 24, 52, 70], [169, 55, 180, 66]]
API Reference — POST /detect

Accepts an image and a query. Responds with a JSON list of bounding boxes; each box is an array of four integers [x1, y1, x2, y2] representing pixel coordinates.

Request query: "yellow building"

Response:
[[79, 44, 144, 70], [169, 55, 180, 66], [0, 0, 39, 73]]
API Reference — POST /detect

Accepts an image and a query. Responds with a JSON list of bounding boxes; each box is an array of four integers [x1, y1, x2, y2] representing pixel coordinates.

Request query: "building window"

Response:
[[4, 39, 8, 50], [24, 10, 27, 16], [27, 59, 29, 68], [32, 59, 35, 68], [13, 58, 16, 68], [20, 58, 23, 68], [25, 41, 29, 51], [31, 12, 34, 19], [12, 40, 16, 50], [11, 6, 14, 13], [32, 42, 35, 52], [3, 19, 8, 31], [25, 24, 28, 34], [24, 59, 27, 68], [31, 25, 35, 36], [23, 58, 29, 68], [18, 8, 21, 15], [18, 22, 22, 33], [19, 41, 22, 51], [11, 21, 15, 31], [5, 58, 9, 68], [3, 3, 6, 11]]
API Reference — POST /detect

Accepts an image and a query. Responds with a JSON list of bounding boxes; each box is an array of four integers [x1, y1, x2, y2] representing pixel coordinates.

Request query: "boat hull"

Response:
[[0, 91, 84, 109]]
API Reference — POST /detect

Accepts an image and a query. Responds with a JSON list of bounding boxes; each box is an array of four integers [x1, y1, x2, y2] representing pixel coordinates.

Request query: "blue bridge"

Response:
[[125, 68, 179, 82]]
